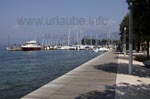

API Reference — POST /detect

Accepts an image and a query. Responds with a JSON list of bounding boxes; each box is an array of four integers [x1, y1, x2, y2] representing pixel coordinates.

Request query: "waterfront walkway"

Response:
[[21, 51, 118, 99], [21, 51, 150, 99]]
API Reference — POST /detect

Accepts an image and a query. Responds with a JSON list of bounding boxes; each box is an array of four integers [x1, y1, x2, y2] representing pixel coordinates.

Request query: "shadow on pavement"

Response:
[[75, 85, 115, 99], [94, 63, 150, 77], [76, 53, 150, 99], [115, 83, 150, 99], [75, 83, 150, 99]]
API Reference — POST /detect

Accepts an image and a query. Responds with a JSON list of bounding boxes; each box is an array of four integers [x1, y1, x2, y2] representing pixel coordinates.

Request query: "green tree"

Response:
[[132, 0, 150, 59], [121, 0, 150, 59], [119, 14, 129, 49]]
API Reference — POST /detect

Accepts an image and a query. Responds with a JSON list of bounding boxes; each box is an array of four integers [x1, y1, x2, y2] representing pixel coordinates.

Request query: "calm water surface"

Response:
[[0, 46, 102, 99]]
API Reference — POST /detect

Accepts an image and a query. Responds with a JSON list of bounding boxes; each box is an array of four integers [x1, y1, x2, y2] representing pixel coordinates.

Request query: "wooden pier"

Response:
[[6, 47, 22, 51]]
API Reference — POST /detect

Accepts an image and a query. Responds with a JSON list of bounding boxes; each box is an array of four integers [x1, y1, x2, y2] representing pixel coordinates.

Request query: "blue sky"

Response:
[[0, 0, 128, 44]]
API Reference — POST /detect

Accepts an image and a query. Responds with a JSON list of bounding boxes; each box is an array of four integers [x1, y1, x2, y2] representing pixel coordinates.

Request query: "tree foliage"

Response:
[[120, 0, 150, 59], [119, 14, 129, 45]]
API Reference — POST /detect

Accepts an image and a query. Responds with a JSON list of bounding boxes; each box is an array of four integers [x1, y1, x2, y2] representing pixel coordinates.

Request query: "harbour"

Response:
[[6, 39, 112, 52], [1, 0, 149, 99]]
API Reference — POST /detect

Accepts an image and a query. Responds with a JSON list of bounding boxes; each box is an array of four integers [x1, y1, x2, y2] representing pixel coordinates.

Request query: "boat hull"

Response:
[[21, 47, 41, 51]]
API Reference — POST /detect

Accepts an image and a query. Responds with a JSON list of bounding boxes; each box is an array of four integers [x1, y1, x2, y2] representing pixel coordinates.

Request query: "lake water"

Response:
[[0, 46, 103, 99]]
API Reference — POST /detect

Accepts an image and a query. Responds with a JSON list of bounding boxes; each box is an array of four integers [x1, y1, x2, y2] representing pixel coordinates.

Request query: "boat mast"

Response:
[[7, 35, 10, 47], [96, 34, 98, 46], [90, 33, 92, 45], [79, 30, 82, 45], [76, 32, 79, 46], [67, 29, 71, 46]]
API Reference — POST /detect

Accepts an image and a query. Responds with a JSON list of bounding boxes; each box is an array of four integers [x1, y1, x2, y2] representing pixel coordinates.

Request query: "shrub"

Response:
[[135, 55, 148, 62]]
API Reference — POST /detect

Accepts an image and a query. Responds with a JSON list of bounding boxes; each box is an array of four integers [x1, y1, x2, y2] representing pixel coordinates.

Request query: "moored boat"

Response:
[[21, 40, 41, 51], [93, 47, 110, 52]]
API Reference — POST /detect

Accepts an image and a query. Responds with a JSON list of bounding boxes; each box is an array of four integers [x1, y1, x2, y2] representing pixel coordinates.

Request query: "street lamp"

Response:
[[126, 0, 135, 74], [123, 27, 127, 55]]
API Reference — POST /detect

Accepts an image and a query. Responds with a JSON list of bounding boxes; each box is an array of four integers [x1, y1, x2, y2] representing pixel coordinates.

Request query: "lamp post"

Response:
[[123, 27, 127, 55], [127, 0, 134, 74]]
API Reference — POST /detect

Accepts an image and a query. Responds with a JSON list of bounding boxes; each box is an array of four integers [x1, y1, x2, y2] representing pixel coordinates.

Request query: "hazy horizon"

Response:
[[0, 0, 128, 45]]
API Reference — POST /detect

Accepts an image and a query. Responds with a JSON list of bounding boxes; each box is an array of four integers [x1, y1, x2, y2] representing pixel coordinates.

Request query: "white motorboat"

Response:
[[93, 47, 109, 52], [21, 40, 41, 51]]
